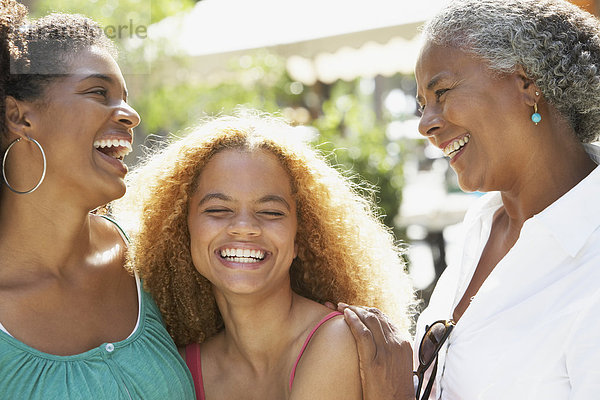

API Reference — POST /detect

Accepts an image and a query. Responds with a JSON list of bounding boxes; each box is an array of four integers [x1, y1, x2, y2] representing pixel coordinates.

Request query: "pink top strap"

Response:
[[186, 311, 343, 398], [185, 342, 206, 400], [288, 311, 343, 392]]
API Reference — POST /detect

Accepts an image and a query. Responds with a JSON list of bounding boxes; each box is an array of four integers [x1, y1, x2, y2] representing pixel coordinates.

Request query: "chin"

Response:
[[93, 181, 127, 210], [457, 182, 478, 193], [112, 183, 127, 200], [455, 174, 481, 193]]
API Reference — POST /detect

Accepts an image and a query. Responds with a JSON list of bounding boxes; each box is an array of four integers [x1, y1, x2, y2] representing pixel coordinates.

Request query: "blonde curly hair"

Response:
[[116, 113, 415, 346]]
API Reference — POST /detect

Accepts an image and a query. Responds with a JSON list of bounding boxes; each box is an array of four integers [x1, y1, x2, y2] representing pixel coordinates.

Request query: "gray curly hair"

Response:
[[423, 0, 600, 143]]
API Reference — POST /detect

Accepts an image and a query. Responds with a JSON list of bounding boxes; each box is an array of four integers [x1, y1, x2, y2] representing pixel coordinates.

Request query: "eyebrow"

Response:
[[197, 192, 291, 211], [198, 192, 233, 206], [79, 73, 128, 99], [258, 194, 291, 211], [426, 73, 447, 91]]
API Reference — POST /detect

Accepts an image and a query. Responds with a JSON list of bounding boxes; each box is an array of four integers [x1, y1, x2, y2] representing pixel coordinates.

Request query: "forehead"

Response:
[[66, 46, 126, 86], [415, 42, 486, 88], [197, 149, 293, 194]]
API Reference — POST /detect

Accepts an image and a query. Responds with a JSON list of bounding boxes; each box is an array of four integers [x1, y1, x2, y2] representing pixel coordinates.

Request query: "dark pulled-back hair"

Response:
[[0, 4, 116, 140], [0, 0, 26, 139]]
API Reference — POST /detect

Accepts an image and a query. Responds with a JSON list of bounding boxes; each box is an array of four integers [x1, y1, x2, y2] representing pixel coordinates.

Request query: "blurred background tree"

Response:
[[27, 0, 195, 25], [23, 0, 415, 238]]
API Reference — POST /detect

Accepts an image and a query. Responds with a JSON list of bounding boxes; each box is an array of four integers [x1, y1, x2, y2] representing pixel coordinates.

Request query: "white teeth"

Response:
[[93, 138, 133, 158], [229, 257, 255, 263], [219, 248, 265, 262], [443, 134, 471, 158]]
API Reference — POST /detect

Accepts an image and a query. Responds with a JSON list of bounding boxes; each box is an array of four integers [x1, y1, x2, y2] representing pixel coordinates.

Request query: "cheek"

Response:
[[444, 97, 475, 125], [187, 218, 213, 263], [188, 240, 212, 280], [278, 220, 298, 256]]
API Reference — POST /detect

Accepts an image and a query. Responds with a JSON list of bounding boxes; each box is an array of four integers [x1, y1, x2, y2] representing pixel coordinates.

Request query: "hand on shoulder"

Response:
[[339, 304, 415, 400]]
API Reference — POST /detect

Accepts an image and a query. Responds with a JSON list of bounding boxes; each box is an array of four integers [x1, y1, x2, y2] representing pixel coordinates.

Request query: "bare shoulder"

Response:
[[289, 312, 362, 400], [91, 213, 129, 245], [89, 214, 133, 281], [305, 312, 357, 351]]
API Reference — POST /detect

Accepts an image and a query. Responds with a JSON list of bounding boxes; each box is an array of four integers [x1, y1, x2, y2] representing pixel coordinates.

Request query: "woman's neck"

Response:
[[0, 194, 94, 277], [500, 127, 596, 227], [214, 288, 309, 370]]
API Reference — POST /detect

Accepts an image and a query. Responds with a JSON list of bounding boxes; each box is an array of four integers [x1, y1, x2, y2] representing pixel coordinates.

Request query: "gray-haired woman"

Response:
[[340, 0, 600, 399]]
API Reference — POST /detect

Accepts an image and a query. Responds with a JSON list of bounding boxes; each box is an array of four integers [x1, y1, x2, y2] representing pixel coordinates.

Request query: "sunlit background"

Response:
[[20, 0, 600, 311]]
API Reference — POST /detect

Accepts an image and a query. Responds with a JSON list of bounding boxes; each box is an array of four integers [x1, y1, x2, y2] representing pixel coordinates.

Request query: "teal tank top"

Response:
[[0, 277, 196, 399]]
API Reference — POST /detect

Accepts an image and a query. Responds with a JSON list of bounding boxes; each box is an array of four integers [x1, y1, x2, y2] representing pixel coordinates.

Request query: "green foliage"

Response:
[[314, 81, 405, 234], [29, 0, 197, 75], [127, 51, 298, 135], [30, 0, 195, 25]]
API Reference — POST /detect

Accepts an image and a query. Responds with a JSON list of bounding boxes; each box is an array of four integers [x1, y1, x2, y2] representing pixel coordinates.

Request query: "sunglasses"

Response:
[[413, 319, 455, 400]]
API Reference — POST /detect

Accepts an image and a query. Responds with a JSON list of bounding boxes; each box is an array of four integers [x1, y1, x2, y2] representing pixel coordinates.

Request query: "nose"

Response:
[[113, 100, 141, 129], [418, 104, 444, 138], [227, 211, 261, 237]]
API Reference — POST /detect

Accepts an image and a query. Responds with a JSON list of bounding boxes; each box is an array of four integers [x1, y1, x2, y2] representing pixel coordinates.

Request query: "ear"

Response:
[[513, 66, 541, 107], [4, 96, 35, 140], [294, 242, 298, 259]]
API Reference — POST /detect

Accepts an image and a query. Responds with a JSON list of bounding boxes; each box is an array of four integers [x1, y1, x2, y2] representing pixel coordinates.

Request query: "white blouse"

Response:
[[414, 144, 600, 400]]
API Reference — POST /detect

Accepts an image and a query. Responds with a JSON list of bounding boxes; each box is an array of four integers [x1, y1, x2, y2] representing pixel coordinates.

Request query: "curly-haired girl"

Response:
[[120, 113, 415, 399]]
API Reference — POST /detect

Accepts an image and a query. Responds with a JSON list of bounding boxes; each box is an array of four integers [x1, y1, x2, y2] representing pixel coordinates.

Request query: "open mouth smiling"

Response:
[[93, 138, 132, 160]]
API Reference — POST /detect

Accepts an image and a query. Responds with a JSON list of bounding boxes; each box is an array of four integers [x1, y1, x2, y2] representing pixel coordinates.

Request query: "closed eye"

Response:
[[87, 88, 108, 97], [435, 88, 449, 100], [259, 210, 285, 218], [204, 208, 232, 214]]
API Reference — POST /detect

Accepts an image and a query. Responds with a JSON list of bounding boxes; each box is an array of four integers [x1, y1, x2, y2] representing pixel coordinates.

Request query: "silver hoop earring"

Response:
[[2, 137, 47, 194]]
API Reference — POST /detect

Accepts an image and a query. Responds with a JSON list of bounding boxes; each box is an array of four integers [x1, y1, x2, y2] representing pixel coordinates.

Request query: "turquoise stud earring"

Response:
[[531, 103, 541, 125]]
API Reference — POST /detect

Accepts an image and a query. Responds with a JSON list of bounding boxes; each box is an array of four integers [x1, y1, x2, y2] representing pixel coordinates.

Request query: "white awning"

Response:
[[146, 0, 449, 83]]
